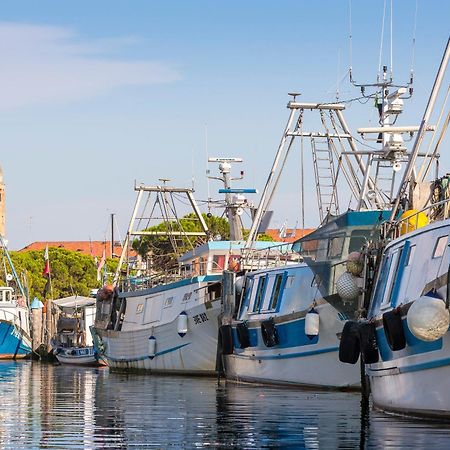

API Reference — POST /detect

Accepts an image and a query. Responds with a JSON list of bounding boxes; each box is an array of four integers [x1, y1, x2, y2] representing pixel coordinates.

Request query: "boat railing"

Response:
[[241, 243, 302, 271], [387, 197, 450, 239]]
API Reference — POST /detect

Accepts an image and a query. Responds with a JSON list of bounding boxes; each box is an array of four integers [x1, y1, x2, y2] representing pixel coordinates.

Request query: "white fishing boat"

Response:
[[355, 39, 450, 417], [52, 295, 105, 367], [94, 162, 277, 374]]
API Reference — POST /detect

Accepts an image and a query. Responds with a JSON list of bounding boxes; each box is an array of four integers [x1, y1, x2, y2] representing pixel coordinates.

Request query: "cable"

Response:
[[378, 0, 387, 80]]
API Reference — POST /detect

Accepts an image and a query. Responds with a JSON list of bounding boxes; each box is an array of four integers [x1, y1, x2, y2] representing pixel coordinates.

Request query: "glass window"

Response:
[[269, 274, 284, 310], [239, 277, 253, 318], [253, 276, 267, 312], [433, 236, 448, 259], [405, 245, 416, 266], [328, 234, 345, 259], [212, 255, 225, 272], [381, 248, 403, 307]]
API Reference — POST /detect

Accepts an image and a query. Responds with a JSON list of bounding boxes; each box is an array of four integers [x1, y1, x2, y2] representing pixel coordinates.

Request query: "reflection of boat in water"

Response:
[[51, 295, 105, 366]]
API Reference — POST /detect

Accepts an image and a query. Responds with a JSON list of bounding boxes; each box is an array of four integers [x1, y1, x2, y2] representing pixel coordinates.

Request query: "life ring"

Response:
[[236, 322, 251, 349], [219, 325, 234, 355], [358, 321, 379, 364], [261, 318, 279, 347], [382, 309, 406, 351], [338, 321, 360, 364]]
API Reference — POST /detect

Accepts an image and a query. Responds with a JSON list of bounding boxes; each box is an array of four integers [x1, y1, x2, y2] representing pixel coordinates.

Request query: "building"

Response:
[[264, 228, 315, 243]]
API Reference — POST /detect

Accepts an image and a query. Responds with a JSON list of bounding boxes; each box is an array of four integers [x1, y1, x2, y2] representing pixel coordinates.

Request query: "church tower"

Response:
[[0, 166, 5, 238]]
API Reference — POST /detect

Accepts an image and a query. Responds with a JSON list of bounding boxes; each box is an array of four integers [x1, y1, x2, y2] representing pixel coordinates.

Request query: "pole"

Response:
[[111, 213, 115, 258]]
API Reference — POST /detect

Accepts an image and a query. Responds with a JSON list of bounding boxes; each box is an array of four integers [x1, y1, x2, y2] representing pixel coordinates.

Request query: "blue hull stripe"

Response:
[[399, 356, 450, 374], [234, 345, 339, 360], [107, 342, 191, 362]]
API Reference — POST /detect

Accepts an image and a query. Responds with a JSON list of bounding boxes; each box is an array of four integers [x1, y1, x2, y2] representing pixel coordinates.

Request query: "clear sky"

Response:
[[0, 0, 449, 249]]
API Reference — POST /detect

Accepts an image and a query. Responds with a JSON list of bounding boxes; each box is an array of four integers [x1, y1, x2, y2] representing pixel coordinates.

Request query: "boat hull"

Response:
[[224, 305, 360, 389], [0, 320, 32, 359], [98, 300, 221, 374], [54, 346, 106, 367]]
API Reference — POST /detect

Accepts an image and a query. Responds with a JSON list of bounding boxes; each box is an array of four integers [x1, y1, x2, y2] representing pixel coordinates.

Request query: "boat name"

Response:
[[193, 313, 209, 325]]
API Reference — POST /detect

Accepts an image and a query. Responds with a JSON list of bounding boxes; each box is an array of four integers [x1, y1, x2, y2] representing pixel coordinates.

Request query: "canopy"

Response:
[[53, 295, 95, 310]]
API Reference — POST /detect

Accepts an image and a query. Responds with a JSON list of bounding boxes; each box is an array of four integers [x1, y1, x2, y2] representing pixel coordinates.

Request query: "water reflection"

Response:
[[0, 362, 448, 448]]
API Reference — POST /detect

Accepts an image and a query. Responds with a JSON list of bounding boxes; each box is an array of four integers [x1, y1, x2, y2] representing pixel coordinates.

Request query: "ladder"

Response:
[[373, 160, 396, 206], [311, 137, 340, 222]]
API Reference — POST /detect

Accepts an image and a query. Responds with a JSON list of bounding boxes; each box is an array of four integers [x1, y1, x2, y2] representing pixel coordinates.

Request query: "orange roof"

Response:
[[264, 228, 315, 243], [18, 241, 134, 259]]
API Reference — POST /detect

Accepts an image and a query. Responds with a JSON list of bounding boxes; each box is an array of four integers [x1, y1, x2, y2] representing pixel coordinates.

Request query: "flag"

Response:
[[42, 245, 50, 276], [97, 249, 106, 282], [43, 277, 51, 298]]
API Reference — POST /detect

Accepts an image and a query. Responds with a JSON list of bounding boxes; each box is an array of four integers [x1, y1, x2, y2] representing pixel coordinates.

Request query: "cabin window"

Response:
[[433, 236, 448, 259], [349, 230, 374, 253], [182, 292, 192, 302], [2, 290, 11, 302], [381, 248, 403, 308], [212, 255, 225, 272], [405, 245, 416, 266], [327, 234, 345, 259], [239, 277, 254, 318], [136, 303, 144, 314], [286, 275, 295, 288], [253, 276, 267, 312], [269, 274, 284, 310]]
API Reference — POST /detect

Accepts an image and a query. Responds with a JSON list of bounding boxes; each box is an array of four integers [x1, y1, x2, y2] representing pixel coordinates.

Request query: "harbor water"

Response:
[[0, 361, 448, 449]]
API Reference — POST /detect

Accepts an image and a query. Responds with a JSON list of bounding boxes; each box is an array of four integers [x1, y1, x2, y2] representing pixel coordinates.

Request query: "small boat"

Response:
[[52, 295, 105, 366]]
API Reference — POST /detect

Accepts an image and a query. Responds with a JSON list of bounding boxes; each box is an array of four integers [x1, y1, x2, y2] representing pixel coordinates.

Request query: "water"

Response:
[[0, 361, 448, 449]]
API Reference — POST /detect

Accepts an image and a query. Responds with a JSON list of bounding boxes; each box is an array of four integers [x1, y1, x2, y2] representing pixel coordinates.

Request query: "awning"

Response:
[[53, 295, 95, 309]]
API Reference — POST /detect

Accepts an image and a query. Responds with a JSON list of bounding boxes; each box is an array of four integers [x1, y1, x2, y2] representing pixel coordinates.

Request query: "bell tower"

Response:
[[0, 166, 5, 238]]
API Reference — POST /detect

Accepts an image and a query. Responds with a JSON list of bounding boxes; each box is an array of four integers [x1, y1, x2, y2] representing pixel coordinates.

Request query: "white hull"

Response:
[[225, 304, 360, 389], [99, 300, 221, 374], [368, 331, 450, 417], [54, 346, 105, 367]]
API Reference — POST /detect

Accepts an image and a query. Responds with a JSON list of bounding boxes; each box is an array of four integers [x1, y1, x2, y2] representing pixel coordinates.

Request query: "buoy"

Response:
[[305, 308, 319, 339], [148, 335, 156, 359], [407, 292, 450, 341], [336, 272, 360, 301], [235, 276, 244, 295], [177, 311, 188, 337], [399, 209, 429, 235]]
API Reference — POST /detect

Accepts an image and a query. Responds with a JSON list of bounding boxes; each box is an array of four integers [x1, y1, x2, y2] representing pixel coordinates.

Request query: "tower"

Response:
[[0, 166, 5, 238]]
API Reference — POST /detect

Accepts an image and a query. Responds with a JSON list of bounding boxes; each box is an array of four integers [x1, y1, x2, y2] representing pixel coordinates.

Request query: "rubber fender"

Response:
[[358, 321, 379, 364], [261, 318, 279, 347], [236, 322, 251, 349], [219, 325, 234, 355], [339, 321, 360, 364], [382, 309, 406, 351]]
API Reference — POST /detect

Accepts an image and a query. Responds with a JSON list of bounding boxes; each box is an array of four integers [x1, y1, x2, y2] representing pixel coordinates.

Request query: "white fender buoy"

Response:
[[305, 308, 320, 339], [235, 276, 244, 295], [407, 292, 450, 342], [178, 311, 188, 337], [336, 272, 360, 301], [148, 335, 156, 359]]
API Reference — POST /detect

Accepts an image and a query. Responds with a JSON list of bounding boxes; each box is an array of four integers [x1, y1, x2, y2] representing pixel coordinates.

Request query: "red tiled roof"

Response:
[[264, 228, 315, 243], [18, 241, 134, 259]]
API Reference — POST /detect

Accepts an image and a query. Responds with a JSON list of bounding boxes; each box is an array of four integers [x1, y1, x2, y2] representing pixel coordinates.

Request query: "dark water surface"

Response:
[[0, 361, 448, 449]]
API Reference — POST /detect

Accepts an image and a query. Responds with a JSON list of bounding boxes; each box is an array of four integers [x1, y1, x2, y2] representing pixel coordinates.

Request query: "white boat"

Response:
[[342, 38, 450, 416], [52, 295, 105, 367], [94, 163, 277, 374]]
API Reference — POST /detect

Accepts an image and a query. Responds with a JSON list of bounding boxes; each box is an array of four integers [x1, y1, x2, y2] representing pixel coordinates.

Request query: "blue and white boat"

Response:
[[346, 38, 450, 416]]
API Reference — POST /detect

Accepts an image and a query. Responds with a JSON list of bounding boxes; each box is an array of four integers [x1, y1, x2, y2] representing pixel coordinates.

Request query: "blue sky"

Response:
[[0, 1, 448, 248]]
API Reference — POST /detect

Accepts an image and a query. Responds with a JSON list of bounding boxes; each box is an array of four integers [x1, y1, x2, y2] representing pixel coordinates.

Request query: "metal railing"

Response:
[[241, 243, 302, 272]]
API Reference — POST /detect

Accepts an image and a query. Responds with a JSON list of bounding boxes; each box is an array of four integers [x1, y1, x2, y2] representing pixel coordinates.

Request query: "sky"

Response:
[[0, 0, 448, 249]]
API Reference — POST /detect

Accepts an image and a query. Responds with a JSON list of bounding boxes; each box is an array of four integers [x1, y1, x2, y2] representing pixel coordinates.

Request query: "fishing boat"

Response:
[[0, 235, 32, 359], [51, 295, 105, 366], [94, 162, 276, 374], [219, 35, 447, 388], [354, 39, 450, 417]]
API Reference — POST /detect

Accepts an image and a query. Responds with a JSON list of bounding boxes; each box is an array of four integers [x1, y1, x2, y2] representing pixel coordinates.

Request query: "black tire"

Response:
[[236, 322, 251, 349], [219, 325, 234, 355], [261, 318, 279, 347], [382, 309, 406, 351], [339, 321, 360, 364], [358, 321, 379, 364]]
